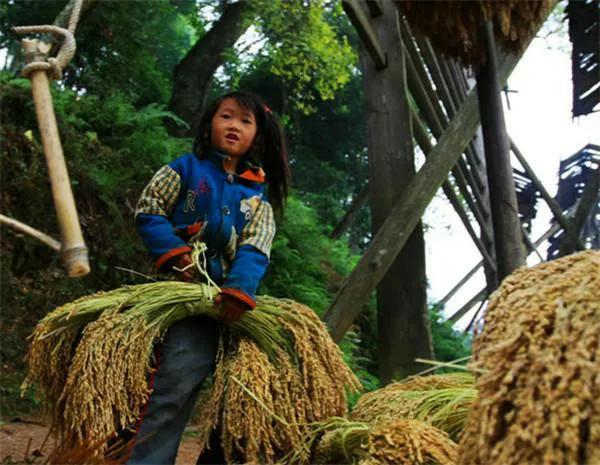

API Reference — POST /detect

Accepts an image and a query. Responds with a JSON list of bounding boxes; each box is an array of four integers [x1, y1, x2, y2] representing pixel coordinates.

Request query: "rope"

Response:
[[67, 0, 84, 35], [11, 0, 84, 80]]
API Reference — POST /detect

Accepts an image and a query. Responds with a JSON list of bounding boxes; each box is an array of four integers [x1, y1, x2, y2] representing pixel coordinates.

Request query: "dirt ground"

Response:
[[0, 420, 204, 464]]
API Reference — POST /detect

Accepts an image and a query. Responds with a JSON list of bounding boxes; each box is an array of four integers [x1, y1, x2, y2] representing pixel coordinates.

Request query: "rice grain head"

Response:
[[458, 250, 600, 465], [350, 372, 475, 440], [359, 419, 457, 465], [25, 282, 360, 463]]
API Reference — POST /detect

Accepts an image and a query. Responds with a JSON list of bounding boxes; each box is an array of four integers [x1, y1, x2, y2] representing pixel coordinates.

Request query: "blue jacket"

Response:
[[135, 151, 276, 308]]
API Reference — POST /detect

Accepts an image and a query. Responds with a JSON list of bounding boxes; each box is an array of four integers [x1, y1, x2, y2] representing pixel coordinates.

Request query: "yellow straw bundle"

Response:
[[350, 372, 475, 440], [458, 250, 600, 465], [23, 282, 360, 463], [194, 298, 361, 464]]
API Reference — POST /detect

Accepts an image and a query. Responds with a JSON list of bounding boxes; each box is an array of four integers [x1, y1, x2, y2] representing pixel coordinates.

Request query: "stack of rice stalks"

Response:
[[23, 283, 360, 464], [299, 372, 475, 465], [458, 250, 600, 465], [397, 1, 555, 65]]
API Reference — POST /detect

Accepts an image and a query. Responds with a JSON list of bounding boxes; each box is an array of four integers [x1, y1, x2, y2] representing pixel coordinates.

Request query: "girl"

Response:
[[127, 91, 289, 464]]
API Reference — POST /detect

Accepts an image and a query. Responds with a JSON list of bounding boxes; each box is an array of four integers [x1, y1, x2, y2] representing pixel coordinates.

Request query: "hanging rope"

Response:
[[11, 0, 84, 80]]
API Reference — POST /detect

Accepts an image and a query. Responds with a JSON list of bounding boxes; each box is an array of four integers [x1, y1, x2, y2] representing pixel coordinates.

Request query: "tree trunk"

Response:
[[167, 1, 253, 136], [359, 1, 432, 384]]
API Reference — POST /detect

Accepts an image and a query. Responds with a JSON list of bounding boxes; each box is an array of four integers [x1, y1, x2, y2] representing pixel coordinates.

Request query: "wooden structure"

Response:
[[324, 0, 566, 381]]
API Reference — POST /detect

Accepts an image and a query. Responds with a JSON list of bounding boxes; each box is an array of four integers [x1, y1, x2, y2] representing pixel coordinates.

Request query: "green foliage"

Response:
[[63, 1, 196, 105], [254, 0, 356, 113], [429, 308, 472, 362], [261, 196, 356, 314]]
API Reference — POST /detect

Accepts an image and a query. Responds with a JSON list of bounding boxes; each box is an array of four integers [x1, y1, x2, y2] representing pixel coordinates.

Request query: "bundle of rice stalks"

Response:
[[458, 250, 600, 465], [23, 283, 360, 463], [360, 419, 457, 465], [193, 298, 361, 464], [398, 1, 555, 65], [350, 372, 475, 440], [305, 417, 457, 465]]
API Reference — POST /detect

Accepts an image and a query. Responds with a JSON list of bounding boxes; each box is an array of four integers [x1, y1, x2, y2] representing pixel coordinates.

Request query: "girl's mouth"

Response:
[[226, 134, 239, 141]]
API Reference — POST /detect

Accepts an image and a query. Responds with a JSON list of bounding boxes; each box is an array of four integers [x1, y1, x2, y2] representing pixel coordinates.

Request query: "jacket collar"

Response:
[[205, 150, 266, 184]]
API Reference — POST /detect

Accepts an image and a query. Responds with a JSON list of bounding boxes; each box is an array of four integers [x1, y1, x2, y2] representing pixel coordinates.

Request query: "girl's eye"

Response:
[[221, 113, 231, 119], [243, 119, 253, 124]]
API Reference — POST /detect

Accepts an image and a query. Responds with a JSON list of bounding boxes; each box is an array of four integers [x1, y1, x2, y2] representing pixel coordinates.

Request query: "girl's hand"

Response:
[[170, 253, 196, 282], [215, 293, 248, 324]]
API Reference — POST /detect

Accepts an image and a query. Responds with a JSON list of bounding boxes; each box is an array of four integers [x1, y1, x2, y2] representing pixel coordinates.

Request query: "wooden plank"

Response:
[[510, 138, 585, 250], [366, 0, 384, 17], [448, 287, 487, 323], [412, 111, 497, 272], [401, 31, 492, 241], [439, 208, 573, 309], [342, 0, 387, 69], [476, 22, 525, 279], [323, 47, 522, 342], [558, 165, 599, 255], [330, 184, 370, 239]]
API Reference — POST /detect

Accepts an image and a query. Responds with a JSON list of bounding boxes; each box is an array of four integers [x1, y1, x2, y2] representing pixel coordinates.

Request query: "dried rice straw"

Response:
[[398, 1, 555, 65], [24, 280, 359, 462], [458, 250, 600, 465], [350, 372, 475, 440]]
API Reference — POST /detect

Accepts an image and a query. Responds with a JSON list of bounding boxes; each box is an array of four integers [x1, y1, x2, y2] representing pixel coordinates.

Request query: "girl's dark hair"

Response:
[[193, 91, 290, 214]]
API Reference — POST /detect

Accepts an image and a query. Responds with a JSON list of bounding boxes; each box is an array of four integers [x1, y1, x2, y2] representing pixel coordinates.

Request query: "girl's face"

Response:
[[210, 98, 258, 158]]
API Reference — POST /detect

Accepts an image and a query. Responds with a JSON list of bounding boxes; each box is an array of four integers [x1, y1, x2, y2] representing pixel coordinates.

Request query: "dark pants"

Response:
[[126, 316, 222, 465]]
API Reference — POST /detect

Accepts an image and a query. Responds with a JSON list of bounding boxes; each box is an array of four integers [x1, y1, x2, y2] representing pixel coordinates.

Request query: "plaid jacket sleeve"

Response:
[[135, 165, 190, 269], [221, 201, 276, 308]]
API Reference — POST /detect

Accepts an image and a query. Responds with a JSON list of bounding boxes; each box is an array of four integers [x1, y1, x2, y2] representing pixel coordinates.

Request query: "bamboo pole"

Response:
[[21, 39, 90, 277], [0, 214, 61, 251]]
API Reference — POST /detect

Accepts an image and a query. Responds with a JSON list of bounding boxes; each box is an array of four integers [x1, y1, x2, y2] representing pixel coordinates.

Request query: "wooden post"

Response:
[[21, 39, 90, 277], [323, 46, 522, 342], [358, 1, 432, 382], [475, 22, 525, 280]]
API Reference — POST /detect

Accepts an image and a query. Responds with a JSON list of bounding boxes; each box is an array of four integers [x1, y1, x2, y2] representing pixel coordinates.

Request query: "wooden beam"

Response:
[[401, 32, 492, 241], [558, 165, 599, 255], [476, 22, 525, 279], [342, 0, 387, 69], [360, 1, 431, 381], [521, 224, 544, 262], [509, 138, 585, 250], [439, 208, 573, 308], [412, 111, 497, 272], [330, 184, 370, 240], [410, 32, 490, 225], [439, 261, 482, 306], [399, 21, 487, 204], [463, 299, 487, 333], [366, 0, 384, 17], [448, 287, 487, 323], [323, 47, 522, 342]]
